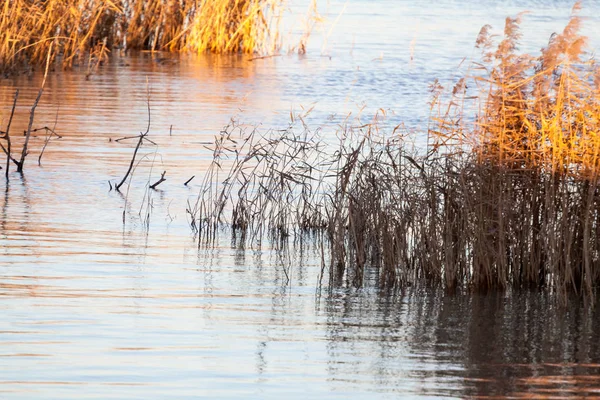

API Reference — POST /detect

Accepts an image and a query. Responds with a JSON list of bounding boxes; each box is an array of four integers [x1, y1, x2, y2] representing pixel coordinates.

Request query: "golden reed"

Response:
[[0, 0, 283, 72]]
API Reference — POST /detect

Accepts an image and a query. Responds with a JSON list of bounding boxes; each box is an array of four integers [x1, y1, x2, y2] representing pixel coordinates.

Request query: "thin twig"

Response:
[[3, 90, 18, 179], [149, 170, 166, 190], [16, 42, 52, 173], [17, 88, 43, 173], [249, 54, 282, 61], [115, 134, 144, 191], [115, 83, 152, 192], [38, 124, 62, 166], [184, 175, 195, 186], [33, 126, 62, 138], [115, 135, 157, 145]]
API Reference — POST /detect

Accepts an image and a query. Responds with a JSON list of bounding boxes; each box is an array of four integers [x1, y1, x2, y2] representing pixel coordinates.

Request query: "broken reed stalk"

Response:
[[1, 91, 62, 177], [1, 47, 54, 178], [2, 90, 18, 178], [192, 5, 600, 302], [149, 170, 166, 189], [116, 134, 145, 191], [0, 88, 51, 177], [184, 175, 195, 186], [37, 125, 63, 166], [9, 44, 52, 174], [115, 89, 151, 192], [18, 88, 43, 173]]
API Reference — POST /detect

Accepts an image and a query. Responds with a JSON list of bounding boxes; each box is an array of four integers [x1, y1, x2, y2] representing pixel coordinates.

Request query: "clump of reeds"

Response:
[[428, 1, 600, 298], [182, 0, 283, 54], [0, 0, 121, 71], [438, 2, 599, 180], [189, 116, 331, 247], [0, 0, 283, 73], [189, 116, 464, 289], [191, 3, 600, 302]]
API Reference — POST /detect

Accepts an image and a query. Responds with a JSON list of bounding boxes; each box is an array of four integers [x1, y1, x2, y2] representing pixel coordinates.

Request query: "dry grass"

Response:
[[428, 1, 600, 299], [0, 0, 284, 73], [432, 2, 600, 180], [0, 0, 121, 71], [190, 3, 600, 301], [182, 0, 283, 54]]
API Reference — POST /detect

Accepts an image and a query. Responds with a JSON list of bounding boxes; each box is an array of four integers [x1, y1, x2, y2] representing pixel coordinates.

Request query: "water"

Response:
[[1, 0, 600, 398]]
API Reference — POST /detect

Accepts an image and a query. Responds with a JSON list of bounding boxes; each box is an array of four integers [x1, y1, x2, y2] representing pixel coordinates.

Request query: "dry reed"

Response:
[[0, 0, 283, 73], [428, 2, 600, 299], [191, 4, 600, 301]]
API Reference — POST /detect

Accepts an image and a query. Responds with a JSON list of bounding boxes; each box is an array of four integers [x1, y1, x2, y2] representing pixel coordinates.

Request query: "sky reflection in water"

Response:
[[1, 0, 600, 398]]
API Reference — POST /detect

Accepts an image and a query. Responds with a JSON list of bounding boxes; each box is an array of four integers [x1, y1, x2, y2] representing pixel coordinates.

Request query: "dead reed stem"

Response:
[[15, 44, 52, 173], [37, 124, 63, 166], [18, 88, 43, 173], [115, 87, 151, 192], [2, 90, 18, 179], [0, 88, 51, 177], [150, 171, 167, 189]]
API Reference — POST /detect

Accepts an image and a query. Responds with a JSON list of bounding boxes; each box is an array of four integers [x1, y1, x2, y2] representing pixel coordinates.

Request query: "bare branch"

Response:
[[149, 170, 166, 190], [2, 90, 18, 179]]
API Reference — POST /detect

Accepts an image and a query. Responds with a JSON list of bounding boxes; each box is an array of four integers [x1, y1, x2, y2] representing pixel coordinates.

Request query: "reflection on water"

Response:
[[1, 0, 600, 398], [2, 268, 599, 399], [324, 291, 600, 398]]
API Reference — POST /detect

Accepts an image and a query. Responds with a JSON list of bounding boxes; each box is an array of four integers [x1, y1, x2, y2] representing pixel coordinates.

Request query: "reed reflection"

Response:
[[323, 290, 600, 397]]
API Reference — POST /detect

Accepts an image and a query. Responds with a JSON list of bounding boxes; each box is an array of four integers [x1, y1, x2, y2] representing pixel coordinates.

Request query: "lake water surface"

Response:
[[1, 0, 600, 398]]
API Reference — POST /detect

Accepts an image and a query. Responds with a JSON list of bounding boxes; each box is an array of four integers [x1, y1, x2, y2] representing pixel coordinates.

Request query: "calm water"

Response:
[[1, 0, 600, 398]]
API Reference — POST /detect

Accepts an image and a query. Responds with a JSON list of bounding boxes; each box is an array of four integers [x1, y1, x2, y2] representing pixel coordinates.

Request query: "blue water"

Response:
[[1, 1, 599, 398]]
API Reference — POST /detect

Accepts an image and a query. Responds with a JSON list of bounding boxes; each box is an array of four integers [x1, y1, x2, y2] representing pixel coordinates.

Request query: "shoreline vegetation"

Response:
[[0, 0, 284, 74], [190, 3, 600, 301], [1, 1, 598, 302]]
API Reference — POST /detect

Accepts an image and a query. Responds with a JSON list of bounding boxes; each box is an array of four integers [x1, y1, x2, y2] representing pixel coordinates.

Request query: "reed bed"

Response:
[[191, 4, 600, 300], [0, 0, 283, 73], [428, 2, 600, 298]]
